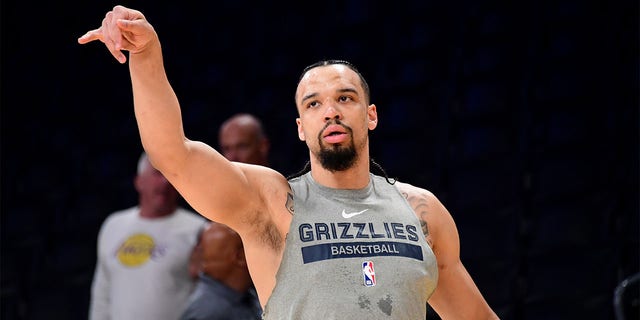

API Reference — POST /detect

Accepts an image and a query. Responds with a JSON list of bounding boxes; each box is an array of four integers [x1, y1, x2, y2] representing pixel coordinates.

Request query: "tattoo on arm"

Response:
[[403, 190, 434, 248], [286, 192, 294, 215]]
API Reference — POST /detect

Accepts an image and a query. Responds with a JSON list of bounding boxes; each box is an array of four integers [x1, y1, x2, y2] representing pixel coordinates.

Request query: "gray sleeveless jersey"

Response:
[[262, 173, 438, 319]]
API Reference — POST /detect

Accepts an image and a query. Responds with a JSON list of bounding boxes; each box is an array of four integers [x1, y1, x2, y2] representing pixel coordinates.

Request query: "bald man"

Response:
[[218, 113, 270, 166], [181, 113, 270, 320]]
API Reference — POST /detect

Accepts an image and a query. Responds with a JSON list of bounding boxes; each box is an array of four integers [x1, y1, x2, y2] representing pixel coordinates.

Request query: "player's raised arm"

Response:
[[77, 5, 268, 228]]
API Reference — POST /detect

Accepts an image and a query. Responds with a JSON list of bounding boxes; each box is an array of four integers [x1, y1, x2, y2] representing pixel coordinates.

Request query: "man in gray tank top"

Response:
[[79, 8, 499, 318]]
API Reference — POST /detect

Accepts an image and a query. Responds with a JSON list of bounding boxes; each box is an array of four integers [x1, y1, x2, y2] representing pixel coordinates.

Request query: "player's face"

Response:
[[295, 65, 377, 171]]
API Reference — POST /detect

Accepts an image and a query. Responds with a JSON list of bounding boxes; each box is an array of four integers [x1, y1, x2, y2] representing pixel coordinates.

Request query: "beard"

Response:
[[316, 121, 358, 172]]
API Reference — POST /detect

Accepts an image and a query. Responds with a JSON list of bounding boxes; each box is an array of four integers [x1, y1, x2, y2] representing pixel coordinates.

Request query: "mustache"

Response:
[[317, 120, 353, 152], [319, 119, 352, 139]]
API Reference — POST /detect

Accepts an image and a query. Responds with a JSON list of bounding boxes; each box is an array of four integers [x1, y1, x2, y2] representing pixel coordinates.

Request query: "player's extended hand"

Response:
[[78, 5, 157, 64]]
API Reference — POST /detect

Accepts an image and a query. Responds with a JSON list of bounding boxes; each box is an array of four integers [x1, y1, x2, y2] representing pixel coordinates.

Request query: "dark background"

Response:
[[1, 1, 638, 319]]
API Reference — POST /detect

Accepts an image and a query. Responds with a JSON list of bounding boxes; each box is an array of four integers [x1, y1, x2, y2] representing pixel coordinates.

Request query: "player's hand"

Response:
[[78, 5, 157, 64]]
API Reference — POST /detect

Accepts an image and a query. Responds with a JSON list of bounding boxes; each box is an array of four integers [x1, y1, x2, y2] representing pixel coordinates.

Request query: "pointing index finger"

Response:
[[77, 29, 102, 44]]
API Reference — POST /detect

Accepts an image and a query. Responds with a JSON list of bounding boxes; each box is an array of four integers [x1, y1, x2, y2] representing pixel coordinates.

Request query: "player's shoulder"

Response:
[[394, 180, 436, 200], [236, 162, 289, 185]]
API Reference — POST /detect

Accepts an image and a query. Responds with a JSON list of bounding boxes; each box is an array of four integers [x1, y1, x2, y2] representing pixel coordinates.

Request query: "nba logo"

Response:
[[362, 261, 376, 287]]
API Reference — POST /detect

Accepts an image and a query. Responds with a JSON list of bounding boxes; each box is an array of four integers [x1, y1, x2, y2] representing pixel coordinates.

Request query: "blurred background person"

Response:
[[217, 113, 270, 165], [89, 152, 207, 320], [181, 222, 263, 320], [180, 113, 269, 320]]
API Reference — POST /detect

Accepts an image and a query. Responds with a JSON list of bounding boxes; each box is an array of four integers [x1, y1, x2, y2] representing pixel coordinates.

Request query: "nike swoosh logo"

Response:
[[341, 209, 369, 219]]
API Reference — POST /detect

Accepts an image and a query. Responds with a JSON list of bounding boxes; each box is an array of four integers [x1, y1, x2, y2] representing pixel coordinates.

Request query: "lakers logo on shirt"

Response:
[[117, 233, 155, 267]]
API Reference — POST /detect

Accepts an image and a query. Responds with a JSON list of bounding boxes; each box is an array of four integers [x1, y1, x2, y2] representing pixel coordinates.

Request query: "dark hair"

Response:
[[297, 60, 371, 105], [286, 159, 396, 185]]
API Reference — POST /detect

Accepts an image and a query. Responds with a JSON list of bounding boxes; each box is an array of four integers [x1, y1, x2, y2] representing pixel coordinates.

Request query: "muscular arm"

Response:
[[131, 52, 253, 224], [78, 6, 287, 233], [127, 24, 262, 230], [396, 182, 498, 319]]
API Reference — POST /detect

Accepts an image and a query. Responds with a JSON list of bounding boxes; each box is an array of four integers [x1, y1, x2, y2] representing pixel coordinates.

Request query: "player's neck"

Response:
[[310, 155, 370, 190]]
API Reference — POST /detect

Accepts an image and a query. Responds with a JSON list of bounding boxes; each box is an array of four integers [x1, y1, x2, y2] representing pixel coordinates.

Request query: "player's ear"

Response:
[[296, 118, 306, 141], [367, 104, 378, 131]]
